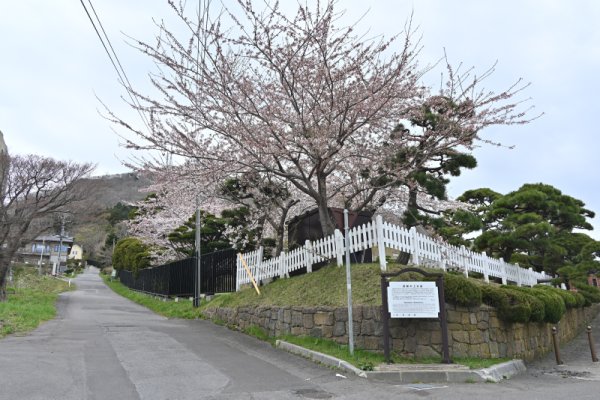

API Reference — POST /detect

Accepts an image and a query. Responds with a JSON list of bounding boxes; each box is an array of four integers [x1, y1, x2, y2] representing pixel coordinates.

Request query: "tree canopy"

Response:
[[433, 183, 597, 276], [0, 153, 94, 300], [111, 0, 534, 238]]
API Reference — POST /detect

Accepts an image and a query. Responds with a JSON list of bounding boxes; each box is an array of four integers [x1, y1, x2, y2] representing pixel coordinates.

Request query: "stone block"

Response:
[[333, 321, 346, 337], [321, 325, 334, 338], [416, 331, 431, 345], [314, 312, 333, 326], [334, 308, 347, 322], [469, 330, 484, 344], [291, 311, 303, 326], [477, 321, 489, 330], [461, 313, 471, 325], [392, 338, 405, 352], [361, 319, 376, 336], [291, 326, 303, 336], [363, 336, 380, 350], [310, 327, 323, 338], [283, 309, 292, 324], [489, 316, 501, 328], [415, 345, 440, 358], [489, 342, 499, 358], [404, 336, 417, 352], [452, 331, 469, 343], [452, 342, 469, 358], [352, 306, 363, 322], [430, 330, 442, 345], [469, 314, 478, 325], [390, 326, 407, 339], [303, 314, 314, 329], [447, 310, 462, 324]]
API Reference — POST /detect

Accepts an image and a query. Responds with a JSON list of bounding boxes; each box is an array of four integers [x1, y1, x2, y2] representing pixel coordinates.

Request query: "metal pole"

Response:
[[381, 275, 391, 364], [38, 239, 45, 275], [56, 215, 65, 275], [194, 195, 202, 307], [343, 209, 354, 355], [587, 326, 599, 362], [552, 326, 563, 365]]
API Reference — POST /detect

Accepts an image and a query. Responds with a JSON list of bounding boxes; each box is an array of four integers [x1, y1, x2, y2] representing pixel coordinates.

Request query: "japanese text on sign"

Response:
[[387, 281, 439, 318]]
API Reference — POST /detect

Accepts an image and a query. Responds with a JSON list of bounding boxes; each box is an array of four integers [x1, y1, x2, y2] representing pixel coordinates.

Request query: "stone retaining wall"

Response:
[[202, 303, 600, 361]]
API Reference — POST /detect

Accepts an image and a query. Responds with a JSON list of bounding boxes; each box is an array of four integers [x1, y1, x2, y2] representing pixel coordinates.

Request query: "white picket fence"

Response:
[[236, 215, 553, 291]]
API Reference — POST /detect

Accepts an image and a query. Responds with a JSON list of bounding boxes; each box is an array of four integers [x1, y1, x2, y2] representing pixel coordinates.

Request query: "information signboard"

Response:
[[387, 281, 439, 318]]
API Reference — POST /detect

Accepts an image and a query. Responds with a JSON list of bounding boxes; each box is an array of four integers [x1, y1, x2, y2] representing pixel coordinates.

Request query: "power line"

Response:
[[78, 0, 151, 132]]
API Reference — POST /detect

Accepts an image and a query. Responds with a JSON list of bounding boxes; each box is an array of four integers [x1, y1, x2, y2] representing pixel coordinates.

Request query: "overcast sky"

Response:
[[1, 1, 599, 238]]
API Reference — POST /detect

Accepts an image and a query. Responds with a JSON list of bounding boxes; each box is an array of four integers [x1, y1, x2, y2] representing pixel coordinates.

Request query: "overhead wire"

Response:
[[78, 0, 152, 133]]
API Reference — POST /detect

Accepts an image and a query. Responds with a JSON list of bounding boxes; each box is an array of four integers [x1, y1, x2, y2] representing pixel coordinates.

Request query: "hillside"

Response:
[[68, 172, 153, 263]]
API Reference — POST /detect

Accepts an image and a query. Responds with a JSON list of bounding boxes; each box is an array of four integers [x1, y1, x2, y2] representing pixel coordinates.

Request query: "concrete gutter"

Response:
[[275, 340, 526, 383]]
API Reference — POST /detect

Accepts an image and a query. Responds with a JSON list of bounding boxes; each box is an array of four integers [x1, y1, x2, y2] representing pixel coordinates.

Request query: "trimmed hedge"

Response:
[[574, 285, 600, 306], [443, 273, 482, 307], [432, 273, 596, 324]]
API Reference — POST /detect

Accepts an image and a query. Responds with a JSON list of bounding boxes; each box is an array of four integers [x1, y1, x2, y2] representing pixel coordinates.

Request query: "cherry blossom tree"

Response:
[[112, 0, 536, 237], [0, 153, 94, 300]]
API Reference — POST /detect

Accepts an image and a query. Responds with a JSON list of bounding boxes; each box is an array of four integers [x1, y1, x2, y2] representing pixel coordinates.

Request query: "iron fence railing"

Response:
[[118, 248, 237, 297]]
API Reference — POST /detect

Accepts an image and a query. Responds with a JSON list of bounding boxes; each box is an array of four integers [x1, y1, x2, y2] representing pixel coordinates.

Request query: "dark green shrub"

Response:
[[535, 285, 583, 309], [443, 273, 482, 307], [481, 285, 509, 309], [504, 287, 547, 323], [535, 291, 565, 323], [573, 292, 586, 307], [575, 285, 600, 305], [500, 290, 532, 323]]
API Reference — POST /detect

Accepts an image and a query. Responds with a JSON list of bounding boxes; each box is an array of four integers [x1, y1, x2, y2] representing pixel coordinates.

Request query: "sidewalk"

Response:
[[276, 340, 525, 383], [276, 311, 600, 384], [524, 311, 600, 381]]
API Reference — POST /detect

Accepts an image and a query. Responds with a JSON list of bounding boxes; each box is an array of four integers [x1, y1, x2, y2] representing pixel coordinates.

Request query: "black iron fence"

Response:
[[118, 248, 237, 297]]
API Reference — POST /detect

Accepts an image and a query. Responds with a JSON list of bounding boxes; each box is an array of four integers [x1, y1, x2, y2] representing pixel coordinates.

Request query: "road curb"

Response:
[[275, 340, 367, 378], [275, 340, 525, 383]]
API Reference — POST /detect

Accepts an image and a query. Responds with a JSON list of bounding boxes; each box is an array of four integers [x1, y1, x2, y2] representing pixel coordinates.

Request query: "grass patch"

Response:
[[279, 335, 511, 370], [0, 270, 71, 338], [102, 275, 206, 319], [203, 263, 446, 309]]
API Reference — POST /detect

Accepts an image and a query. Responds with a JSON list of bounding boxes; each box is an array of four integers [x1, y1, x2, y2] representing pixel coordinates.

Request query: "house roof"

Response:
[[34, 235, 74, 243]]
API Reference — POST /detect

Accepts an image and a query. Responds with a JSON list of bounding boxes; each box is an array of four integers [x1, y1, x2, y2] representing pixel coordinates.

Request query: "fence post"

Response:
[[501, 260, 508, 285], [236, 257, 241, 291], [335, 229, 344, 266], [375, 215, 387, 271], [256, 246, 264, 281], [483, 252, 490, 283], [528, 267, 534, 287], [460, 246, 469, 278], [409, 227, 420, 265], [305, 240, 313, 273], [516, 263, 522, 287], [279, 251, 286, 278]]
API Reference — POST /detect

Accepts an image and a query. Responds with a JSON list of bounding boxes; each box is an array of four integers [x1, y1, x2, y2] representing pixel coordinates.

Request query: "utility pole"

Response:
[[194, 194, 202, 307], [56, 215, 66, 275], [344, 209, 355, 355]]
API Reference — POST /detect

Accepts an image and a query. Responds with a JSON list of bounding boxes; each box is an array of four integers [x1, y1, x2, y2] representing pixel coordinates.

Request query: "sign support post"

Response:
[[380, 268, 451, 364]]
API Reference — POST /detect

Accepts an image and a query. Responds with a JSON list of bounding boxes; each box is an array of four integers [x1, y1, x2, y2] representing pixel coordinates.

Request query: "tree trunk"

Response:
[[316, 175, 336, 237], [0, 264, 7, 302]]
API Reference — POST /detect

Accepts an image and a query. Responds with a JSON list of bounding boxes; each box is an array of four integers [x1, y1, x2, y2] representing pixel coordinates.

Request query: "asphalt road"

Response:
[[1, 267, 599, 400]]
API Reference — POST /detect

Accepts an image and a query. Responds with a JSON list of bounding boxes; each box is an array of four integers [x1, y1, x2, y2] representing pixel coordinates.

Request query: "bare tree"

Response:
[[0, 153, 94, 301], [112, 0, 535, 237]]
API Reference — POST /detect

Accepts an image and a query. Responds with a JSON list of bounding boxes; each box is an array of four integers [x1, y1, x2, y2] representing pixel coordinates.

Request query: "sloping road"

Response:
[[1, 267, 600, 400]]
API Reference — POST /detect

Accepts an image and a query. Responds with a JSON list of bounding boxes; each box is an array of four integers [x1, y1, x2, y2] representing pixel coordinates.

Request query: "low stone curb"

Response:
[[275, 340, 367, 378], [275, 340, 525, 383]]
